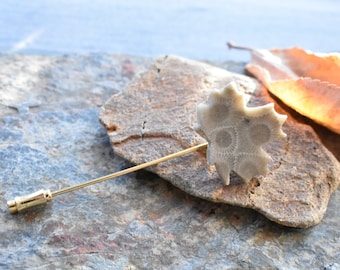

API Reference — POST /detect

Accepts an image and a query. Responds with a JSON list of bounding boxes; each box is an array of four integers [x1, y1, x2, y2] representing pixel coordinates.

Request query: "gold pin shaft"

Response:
[[7, 142, 207, 214]]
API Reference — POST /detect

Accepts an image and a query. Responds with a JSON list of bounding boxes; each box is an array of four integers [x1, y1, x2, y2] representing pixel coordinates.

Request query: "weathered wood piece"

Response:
[[100, 55, 340, 228]]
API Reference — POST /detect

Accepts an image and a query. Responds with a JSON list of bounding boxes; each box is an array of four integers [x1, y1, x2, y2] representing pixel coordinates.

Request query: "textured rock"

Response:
[[100, 55, 340, 228], [1, 54, 340, 269]]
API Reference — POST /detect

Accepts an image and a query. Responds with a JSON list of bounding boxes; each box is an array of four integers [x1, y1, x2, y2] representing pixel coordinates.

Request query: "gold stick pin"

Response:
[[7, 143, 207, 214], [7, 82, 286, 214]]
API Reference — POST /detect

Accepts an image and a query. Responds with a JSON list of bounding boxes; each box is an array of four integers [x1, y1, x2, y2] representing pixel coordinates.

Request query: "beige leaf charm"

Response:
[[197, 82, 287, 185]]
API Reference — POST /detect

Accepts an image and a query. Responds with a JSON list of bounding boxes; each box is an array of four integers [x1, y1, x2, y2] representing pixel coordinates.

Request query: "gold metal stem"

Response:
[[7, 142, 207, 213], [52, 142, 207, 196]]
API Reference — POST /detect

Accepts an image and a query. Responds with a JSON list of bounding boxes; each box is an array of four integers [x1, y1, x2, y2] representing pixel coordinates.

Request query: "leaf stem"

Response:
[[227, 41, 254, 52]]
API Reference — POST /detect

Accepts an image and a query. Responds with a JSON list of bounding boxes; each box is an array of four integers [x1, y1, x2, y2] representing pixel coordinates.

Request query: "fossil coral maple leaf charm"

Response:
[[197, 82, 287, 185]]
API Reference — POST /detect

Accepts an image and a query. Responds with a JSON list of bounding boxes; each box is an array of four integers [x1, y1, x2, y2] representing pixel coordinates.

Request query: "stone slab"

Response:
[[100, 55, 340, 228]]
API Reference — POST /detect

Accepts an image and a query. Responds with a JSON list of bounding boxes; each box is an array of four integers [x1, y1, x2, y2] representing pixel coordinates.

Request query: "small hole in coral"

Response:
[[215, 129, 232, 148], [254, 179, 260, 187], [239, 161, 259, 181], [249, 123, 271, 145], [210, 104, 229, 123]]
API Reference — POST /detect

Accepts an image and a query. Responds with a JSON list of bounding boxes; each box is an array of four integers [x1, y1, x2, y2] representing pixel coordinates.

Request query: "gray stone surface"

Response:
[[1, 54, 340, 269]]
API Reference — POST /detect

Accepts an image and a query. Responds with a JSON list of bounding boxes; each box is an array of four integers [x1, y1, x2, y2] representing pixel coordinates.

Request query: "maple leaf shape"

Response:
[[197, 82, 286, 185]]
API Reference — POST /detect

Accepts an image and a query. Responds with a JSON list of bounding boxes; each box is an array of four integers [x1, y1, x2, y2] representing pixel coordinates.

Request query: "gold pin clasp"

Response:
[[7, 189, 52, 214]]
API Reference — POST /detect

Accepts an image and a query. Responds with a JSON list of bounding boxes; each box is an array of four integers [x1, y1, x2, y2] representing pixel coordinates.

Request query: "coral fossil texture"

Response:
[[197, 82, 287, 185]]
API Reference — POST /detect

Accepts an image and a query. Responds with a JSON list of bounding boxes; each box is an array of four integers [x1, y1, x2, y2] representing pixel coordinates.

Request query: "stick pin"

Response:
[[7, 82, 286, 214]]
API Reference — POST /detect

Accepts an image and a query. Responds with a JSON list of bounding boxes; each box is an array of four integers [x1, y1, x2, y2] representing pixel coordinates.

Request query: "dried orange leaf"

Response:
[[228, 42, 340, 134]]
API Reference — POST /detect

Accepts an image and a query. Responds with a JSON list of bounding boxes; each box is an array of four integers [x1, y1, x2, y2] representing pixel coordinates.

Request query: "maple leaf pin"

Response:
[[197, 82, 287, 185]]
